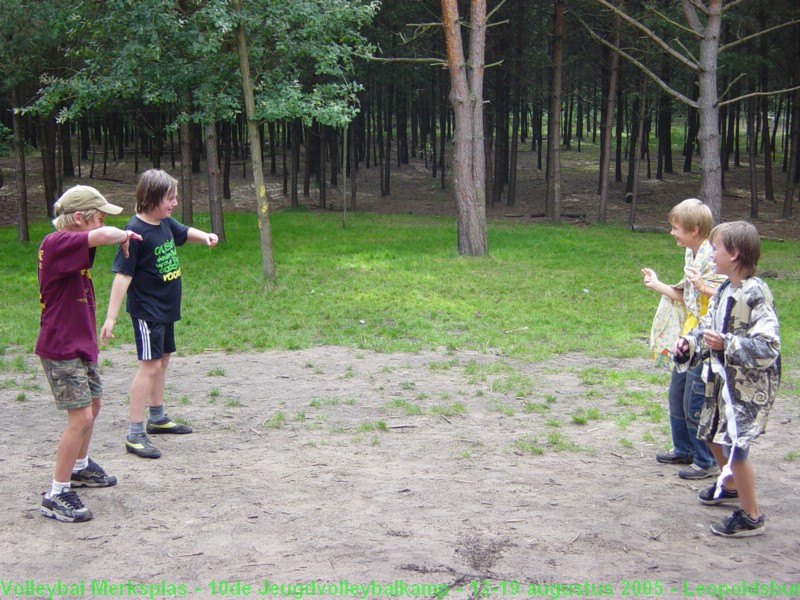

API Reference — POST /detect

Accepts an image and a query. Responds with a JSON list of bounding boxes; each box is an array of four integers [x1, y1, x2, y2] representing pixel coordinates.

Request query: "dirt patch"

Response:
[[2, 346, 799, 598]]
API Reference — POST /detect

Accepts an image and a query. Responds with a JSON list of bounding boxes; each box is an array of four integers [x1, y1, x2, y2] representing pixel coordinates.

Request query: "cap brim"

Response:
[[98, 202, 124, 215]]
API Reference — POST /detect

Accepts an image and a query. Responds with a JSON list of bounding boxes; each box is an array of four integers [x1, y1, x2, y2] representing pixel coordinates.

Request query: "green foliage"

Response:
[[0, 122, 12, 156]]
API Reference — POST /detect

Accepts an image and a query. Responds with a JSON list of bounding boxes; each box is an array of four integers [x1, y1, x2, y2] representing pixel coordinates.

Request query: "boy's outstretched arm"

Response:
[[641, 267, 683, 303], [88, 227, 142, 258], [187, 227, 218, 247], [100, 273, 133, 345]]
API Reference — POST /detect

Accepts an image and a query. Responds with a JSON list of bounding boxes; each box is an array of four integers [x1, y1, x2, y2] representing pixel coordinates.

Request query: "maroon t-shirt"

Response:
[[34, 231, 99, 362]]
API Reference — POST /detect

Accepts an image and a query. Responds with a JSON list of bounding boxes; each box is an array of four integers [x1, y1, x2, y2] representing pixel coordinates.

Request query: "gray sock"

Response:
[[149, 405, 165, 422], [128, 421, 145, 438]]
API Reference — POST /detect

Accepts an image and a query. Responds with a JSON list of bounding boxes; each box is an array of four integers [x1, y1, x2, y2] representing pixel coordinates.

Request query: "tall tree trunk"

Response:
[[628, 79, 648, 227], [204, 122, 226, 241], [39, 113, 58, 218], [442, 0, 488, 256], [546, 0, 565, 222], [12, 86, 29, 242], [598, 8, 620, 223], [747, 95, 758, 219], [784, 41, 800, 218], [234, 2, 276, 279], [685, 0, 723, 222], [180, 91, 194, 226]]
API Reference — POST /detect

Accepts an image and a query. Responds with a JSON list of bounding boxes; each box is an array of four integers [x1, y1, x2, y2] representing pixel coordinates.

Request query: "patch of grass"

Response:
[[207, 367, 226, 376], [0, 355, 29, 373], [2, 213, 797, 396], [490, 372, 534, 397], [546, 429, 582, 452], [428, 359, 460, 371], [399, 381, 416, 390], [571, 406, 602, 425], [224, 399, 242, 408], [493, 401, 515, 416], [209, 388, 221, 398], [522, 401, 550, 414], [616, 412, 637, 430], [784, 451, 799, 462], [545, 418, 561, 428], [641, 401, 668, 423], [179, 394, 191, 405], [15, 392, 27, 402], [464, 359, 514, 385], [514, 435, 545, 455], [429, 401, 467, 417], [618, 437, 634, 449], [357, 420, 388, 432], [384, 399, 423, 416], [264, 412, 286, 429], [642, 430, 656, 443], [310, 397, 340, 408]]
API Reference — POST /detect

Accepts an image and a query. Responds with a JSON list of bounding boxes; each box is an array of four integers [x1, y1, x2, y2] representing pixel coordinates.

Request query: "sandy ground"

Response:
[[1, 345, 799, 600]]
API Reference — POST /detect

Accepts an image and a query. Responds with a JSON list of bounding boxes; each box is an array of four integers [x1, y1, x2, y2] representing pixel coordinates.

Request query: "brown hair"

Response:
[[136, 169, 178, 215], [668, 198, 714, 239], [710, 221, 761, 278]]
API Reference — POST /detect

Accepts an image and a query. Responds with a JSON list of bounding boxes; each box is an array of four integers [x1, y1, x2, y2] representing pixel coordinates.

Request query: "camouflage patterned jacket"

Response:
[[678, 277, 781, 446]]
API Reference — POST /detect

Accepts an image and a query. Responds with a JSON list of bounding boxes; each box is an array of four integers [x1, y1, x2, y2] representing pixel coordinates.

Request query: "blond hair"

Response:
[[51, 209, 99, 231], [668, 198, 714, 239]]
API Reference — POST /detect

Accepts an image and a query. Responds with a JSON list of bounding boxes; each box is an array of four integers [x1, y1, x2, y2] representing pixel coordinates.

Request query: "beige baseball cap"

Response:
[[54, 185, 123, 216]]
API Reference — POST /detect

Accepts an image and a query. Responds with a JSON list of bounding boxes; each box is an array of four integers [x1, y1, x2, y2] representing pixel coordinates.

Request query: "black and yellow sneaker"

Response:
[[710, 509, 765, 538], [146, 417, 193, 435], [71, 458, 118, 488], [41, 489, 93, 522], [126, 432, 162, 459]]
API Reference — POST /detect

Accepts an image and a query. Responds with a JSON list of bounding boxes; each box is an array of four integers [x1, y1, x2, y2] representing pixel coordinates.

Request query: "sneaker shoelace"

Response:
[[58, 490, 86, 510], [84, 459, 106, 476]]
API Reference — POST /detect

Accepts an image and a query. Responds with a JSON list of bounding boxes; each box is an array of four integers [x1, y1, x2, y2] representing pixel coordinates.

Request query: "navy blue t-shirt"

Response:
[[112, 216, 189, 323]]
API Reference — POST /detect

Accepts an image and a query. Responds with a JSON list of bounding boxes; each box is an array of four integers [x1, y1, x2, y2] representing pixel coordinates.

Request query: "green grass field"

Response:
[[1, 210, 797, 390]]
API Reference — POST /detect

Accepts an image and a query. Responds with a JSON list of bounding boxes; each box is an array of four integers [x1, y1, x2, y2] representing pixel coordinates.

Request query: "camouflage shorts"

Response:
[[40, 357, 102, 410]]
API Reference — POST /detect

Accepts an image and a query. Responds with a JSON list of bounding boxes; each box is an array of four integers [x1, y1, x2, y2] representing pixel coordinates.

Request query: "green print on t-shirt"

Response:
[[154, 238, 181, 281]]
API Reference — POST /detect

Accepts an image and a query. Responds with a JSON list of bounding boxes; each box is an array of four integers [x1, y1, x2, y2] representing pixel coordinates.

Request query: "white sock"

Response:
[[73, 456, 89, 473], [49, 480, 70, 498]]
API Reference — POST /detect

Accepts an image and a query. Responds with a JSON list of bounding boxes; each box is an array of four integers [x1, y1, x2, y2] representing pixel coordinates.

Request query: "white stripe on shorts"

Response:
[[136, 319, 152, 361]]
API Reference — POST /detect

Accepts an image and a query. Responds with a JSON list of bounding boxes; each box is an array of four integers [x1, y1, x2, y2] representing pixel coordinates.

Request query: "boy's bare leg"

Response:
[[148, 353, 171, 412], [129, 355, 170, 421], [75, 397, 101, 460], [709, 443, 737, 492], [730, 459, 759, 518], [54, 406, 94, 483]]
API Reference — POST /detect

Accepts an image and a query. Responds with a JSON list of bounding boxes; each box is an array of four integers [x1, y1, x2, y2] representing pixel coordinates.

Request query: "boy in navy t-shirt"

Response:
[[101, 169, 218, 459]]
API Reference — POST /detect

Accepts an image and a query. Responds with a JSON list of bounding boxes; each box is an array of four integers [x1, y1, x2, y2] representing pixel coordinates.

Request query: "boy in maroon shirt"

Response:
[[36, 185, 141, 522]]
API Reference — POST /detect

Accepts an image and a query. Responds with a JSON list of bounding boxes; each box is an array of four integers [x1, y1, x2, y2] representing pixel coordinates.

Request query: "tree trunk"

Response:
[[234, 2, 276, 279], [783, 44, 800, 218], [747, 94, 758, 219], [597, 9, 620, 223], [204, 122, 226, 241], [628, 79, 648, 228], [442, 0, 488, 256], [685, 0, 723, 222], [39, 114, 58, 218], [12, 86, 30, 242], [546, 0, 565, 222], [180, 91, 194, 226]]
